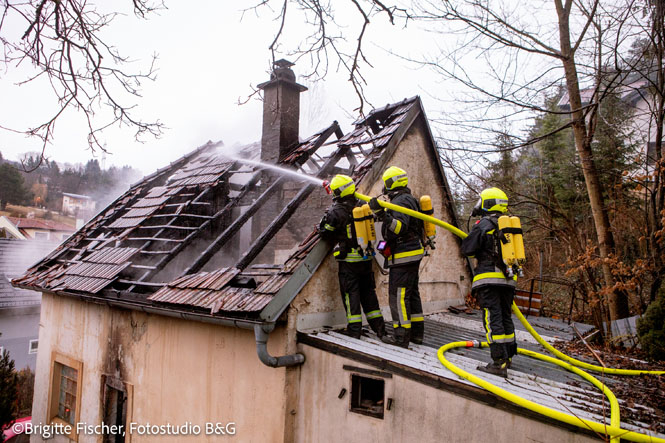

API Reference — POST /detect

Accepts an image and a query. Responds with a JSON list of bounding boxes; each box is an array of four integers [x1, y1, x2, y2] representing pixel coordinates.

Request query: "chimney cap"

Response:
[[274, 59, 295, 69], [257, 59, 308, 92]]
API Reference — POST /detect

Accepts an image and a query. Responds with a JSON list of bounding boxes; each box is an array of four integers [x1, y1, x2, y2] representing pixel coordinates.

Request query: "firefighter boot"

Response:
[[381, 327, 410, 349], [340, 323, 362, 339], [368, 317, 387, 339], [507, 342, 517, 368], [411, 321, 424, 345], [477, 359, 509, 378]]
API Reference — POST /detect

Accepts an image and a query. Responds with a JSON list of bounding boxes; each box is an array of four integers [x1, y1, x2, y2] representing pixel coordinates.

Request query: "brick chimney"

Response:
[[258, 59, 308, 164]]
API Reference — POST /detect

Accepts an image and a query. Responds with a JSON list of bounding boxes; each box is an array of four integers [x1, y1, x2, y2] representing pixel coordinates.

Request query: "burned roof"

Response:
[[13, 96, 455, 323], [299, 311, 665, 440]]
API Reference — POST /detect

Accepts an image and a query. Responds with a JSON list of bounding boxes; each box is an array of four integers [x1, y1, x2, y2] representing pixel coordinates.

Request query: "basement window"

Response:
[[350, 374, 385, 419]]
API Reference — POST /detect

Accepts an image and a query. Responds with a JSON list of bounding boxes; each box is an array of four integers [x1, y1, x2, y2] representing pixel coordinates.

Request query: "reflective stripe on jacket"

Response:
[[461, 215, 517, 289], [382, 188, 424, 267], [319, 197, 371, 263]]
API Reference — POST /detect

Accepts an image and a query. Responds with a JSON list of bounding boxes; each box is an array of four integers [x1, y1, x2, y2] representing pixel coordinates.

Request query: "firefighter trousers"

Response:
[[338, 261, 386, 337], [475, 285, 517, 361], [388, 261, 424, 343]]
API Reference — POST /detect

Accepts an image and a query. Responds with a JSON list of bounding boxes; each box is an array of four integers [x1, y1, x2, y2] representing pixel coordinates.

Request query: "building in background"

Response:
[[61, 193, 96, 219], [0, 238, 56, 370], [0, 216, 75, 242]]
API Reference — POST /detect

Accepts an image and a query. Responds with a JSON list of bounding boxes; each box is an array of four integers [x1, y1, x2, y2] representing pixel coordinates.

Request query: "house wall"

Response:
[[31, 293, 291, 442], [290, 118, 471, 331], [294, 346, 599, 443], [0, 306, 40, 370], [21, 228, 70, 242]]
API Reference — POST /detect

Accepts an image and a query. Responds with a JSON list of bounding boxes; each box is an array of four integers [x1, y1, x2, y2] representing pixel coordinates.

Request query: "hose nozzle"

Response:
[[322, 180, 331, 194]]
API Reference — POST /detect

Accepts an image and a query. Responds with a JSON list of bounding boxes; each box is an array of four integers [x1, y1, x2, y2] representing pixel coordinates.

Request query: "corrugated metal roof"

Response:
[[305, 314, 665, 440]]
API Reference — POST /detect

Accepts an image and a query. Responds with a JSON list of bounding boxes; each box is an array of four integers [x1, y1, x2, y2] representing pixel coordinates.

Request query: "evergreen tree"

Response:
[[0, 163, 30, 209], [0, 348, 18, 428]]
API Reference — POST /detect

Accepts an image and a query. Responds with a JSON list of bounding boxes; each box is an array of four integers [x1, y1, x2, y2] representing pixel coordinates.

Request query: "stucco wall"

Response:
[[290, 117, 471, 331], [295, 346, 599, 443], [31, 293, 290, 442]]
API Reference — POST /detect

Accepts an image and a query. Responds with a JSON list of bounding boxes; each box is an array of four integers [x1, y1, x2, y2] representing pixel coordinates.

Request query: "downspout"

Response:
[[254, 323, 305, 368]]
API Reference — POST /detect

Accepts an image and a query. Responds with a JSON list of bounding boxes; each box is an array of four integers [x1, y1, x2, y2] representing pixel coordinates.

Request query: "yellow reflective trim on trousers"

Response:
[[399, 287, 411, 327], [411, 316, 424, 322], [493, 333, 515, 343], [344, 293, 352, 318], [366, 310, 382, 319], [348, 315, 362, 323], [393, 323, 412, 328], [483, 308, 492, 343], [324, 224, 335, 231]]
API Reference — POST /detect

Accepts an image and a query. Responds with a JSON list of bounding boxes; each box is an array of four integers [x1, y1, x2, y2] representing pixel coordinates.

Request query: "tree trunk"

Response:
[[555, 0, 629, 320]]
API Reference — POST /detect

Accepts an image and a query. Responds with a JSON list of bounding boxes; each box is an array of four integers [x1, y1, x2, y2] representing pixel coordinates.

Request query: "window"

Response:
[[34, 231, 49, 240], [48, 353, 83, 440], [102, 376, 132, 443], [350, 374, 385, 419], [28, 339, 38, 354]]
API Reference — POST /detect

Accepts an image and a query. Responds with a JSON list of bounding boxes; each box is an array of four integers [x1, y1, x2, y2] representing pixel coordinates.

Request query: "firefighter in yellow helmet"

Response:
[[369, 166, 425, 348], [461, 187, 517, 377], [318, 174, 387, 339]]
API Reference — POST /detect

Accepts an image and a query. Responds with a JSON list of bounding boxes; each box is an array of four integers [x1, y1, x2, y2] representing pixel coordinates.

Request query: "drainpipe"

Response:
[[254, 323, 305, 368]]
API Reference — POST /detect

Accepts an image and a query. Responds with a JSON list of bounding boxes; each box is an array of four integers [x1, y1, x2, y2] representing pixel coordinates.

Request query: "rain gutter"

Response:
[[23, 287, 305, 368]]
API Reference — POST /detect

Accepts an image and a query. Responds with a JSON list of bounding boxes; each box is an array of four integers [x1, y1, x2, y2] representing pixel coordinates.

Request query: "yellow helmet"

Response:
[[382, 166, 408, 191], [329, 174, 356, 198], [473, 187, 508, 215]]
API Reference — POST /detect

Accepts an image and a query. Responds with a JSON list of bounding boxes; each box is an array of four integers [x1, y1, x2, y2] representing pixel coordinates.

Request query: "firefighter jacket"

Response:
[[318, 196, 370, 263], [382, 188, 424, 267], [460, 215, 517, 290]]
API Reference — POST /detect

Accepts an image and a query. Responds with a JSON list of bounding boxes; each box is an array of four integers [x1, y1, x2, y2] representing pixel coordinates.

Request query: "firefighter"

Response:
[[461, 187, 517, 378], [369, 166, 425, 348], [318, 174, 387, 339]]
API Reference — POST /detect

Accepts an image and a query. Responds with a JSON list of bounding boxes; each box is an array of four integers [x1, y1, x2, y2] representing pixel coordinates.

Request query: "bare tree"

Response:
[[244, 0, 409, 115], [0, 0, 165, 168]]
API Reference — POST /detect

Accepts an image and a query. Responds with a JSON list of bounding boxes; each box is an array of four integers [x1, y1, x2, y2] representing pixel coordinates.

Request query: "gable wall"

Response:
[[31, 293, 290, 442], [290, 117, 471, 331]]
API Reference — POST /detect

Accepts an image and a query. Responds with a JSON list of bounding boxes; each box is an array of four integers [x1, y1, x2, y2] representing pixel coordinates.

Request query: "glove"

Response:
[[369, 197, 383, 212]]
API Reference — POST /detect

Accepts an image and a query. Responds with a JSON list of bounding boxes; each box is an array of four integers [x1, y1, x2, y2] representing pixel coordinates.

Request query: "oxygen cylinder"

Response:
[[498, 215, 516, 267], [511, 216, 525, 264], [420, 195, 436, 241], [353, 206, 368, 251], [363, 204, 376, 242]]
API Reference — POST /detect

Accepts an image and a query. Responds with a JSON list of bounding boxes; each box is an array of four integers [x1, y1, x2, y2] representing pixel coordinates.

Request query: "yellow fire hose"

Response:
[[354, 190, 665, 440], [354, 192, 468, 239], [437, 341, 665, 443]]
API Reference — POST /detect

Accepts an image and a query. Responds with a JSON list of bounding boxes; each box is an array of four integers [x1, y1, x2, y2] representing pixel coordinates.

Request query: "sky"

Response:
[[0, 2, 439, 176]]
